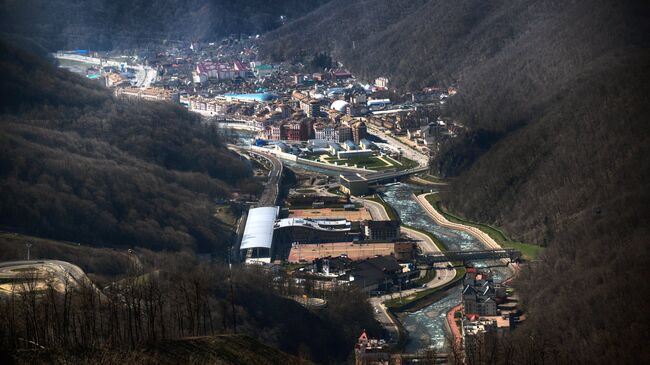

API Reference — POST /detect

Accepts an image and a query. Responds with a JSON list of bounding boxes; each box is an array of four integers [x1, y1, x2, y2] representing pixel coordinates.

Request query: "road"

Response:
[[249, 150, 282, 207], [228, 145, 282, 207], [368, 126, 429, 167], [365, 166, 429, 183], [360, 197, 456, 345], [357, 198, 390, 221]]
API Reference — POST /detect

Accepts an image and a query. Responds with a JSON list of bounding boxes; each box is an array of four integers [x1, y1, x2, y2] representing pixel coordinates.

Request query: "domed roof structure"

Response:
[[330, 100, 350, 112]]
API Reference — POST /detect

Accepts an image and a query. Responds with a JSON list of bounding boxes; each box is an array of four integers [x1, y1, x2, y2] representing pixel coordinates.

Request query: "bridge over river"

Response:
[[418, 248, 522, 265], [364, 165, 429, 183]]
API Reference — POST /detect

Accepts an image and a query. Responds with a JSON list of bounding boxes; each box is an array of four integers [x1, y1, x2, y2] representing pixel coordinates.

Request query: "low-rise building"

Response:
[[183, 95, 230, 115], [349, 255, 402, 293], [305, 100, 321, 117], [115, 87, 179, 103], [339, 174, 369, 196], [105, 72, 129, 87], [354, 331, 390, 365], [363, 220, 401, 241], [343, 140, 359, 151], [359, 138, 375, 150], [337, 149, 374, 159], [374, 77, 389, 89], [332, 68, 352, 80]]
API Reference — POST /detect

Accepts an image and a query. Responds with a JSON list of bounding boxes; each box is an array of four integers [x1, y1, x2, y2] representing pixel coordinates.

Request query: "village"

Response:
[[53, 36, 460, 171], [53, 37, 524, 364]]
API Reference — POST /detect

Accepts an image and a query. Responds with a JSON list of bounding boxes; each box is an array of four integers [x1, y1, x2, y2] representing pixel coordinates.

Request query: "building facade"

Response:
[[363, 220, 401, 241]]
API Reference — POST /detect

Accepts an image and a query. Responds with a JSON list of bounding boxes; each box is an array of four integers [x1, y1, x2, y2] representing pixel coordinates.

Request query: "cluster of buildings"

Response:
[[114, 86, 180, 103], [461, 268, 523, 356], [303, 254, 419, 294], [240, 193, 430, 294], [193, 59, 252, 83], [251, 88, 372, 143], [59, 38, 461, 160], [354, 330, 445, 365]]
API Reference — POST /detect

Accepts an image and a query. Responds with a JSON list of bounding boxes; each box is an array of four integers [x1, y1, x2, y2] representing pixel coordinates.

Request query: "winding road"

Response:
[[249, 150, 283, 207]]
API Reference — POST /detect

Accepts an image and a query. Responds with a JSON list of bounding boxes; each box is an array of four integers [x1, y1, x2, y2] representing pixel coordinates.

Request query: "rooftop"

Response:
[[340, 174, 367, 182], [240, 206, 279, 250]]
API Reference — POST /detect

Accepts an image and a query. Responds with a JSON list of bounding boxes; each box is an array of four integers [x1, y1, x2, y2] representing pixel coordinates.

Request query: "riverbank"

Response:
[[419, 193, 543, 261], [385, 269, 465, 312], [414, 193, 521, 270], [446, 304, 463, 352]]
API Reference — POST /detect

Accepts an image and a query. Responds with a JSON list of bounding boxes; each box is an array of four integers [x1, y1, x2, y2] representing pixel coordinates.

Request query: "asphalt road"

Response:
[[249, 150, 282, 207], [228, 145, 282, 207], [368, 126, 429, 167], [357, 198, 390, 221]]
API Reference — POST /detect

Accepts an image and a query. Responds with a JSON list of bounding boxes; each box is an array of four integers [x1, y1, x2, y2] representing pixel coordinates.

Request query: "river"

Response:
[[230, 130, 510, 352], [379, 183, 512, 352]]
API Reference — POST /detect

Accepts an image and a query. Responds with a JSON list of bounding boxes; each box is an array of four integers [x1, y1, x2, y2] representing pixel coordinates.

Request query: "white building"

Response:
[[313, 122, 339, 141], [240, 206, 279, 263]]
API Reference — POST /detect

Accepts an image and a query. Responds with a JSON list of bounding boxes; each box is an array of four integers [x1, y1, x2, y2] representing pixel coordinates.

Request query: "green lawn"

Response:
[[321, 154, 417, 171], [420, 174, 446, 183], [383, 155, 419, 170], [500, 241, 545, 260], [424, 194, 544, 260]]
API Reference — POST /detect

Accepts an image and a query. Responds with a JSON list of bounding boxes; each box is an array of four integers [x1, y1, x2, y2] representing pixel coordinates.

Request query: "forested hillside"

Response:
[[0, 0, 330, 51], [0, 42, 257, 253], [0, 249, 380, 364], [263, 0, 650, 362]]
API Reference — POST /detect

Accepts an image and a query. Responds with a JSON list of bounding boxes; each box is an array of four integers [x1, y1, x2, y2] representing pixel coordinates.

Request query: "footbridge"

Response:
[[419, 248, 522, 265]]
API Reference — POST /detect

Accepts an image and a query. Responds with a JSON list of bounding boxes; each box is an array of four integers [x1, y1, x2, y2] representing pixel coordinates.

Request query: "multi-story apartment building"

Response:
[[313, 121, 339, 141]]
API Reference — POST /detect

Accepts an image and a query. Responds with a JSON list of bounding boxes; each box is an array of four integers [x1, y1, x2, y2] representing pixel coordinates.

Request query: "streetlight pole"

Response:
[[228, 259, 237, 334], [25, 243, 32, 261], [399, 279, 402, 304]]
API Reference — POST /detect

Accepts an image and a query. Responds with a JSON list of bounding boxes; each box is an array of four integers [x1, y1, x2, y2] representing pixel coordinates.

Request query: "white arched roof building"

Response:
[[240, 206, 279, 252], [330, 100, 350, 112]]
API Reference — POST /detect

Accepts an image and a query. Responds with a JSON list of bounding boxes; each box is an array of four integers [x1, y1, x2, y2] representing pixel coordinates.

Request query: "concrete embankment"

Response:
[[414, 193, 501, 249], [414, 193, 515, 269]]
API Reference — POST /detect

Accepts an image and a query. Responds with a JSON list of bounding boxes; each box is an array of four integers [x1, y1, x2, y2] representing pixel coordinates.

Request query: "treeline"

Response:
[[0, 42, 259, 253], [0, 263, 380, 364], [0, 0, 330, 50]]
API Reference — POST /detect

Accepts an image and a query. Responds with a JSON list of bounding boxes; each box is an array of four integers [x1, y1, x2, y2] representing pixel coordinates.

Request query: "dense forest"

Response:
[[263, 0, 650, 363], [0, 42, 259, 253], [0, 0, 330, 51]]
